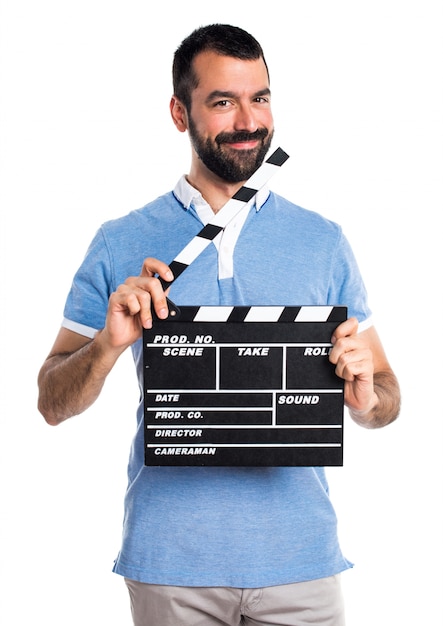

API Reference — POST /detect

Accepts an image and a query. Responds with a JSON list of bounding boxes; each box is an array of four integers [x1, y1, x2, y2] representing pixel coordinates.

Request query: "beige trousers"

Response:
[[125, 575, 345, 626]]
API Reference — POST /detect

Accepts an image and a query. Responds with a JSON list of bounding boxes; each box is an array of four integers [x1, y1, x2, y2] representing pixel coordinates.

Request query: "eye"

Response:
[[214, 100, 230, 107]]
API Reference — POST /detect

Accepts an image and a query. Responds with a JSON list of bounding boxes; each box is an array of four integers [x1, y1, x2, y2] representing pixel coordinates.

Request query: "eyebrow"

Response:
[[205, 88, 271, 104]]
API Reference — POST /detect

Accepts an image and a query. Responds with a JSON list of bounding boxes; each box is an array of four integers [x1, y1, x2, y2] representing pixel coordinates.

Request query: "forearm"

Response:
[[38, 331, 124, 425], [349, 370, 401, 429]]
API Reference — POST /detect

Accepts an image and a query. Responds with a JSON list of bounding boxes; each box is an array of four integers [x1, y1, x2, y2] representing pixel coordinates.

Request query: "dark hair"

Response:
[[172, 24, 269, 112]]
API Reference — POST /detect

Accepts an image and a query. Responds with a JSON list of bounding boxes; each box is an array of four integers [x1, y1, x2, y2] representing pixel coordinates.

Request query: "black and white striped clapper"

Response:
[[159, 147, 289, 293], [143, 305, 347, 467]]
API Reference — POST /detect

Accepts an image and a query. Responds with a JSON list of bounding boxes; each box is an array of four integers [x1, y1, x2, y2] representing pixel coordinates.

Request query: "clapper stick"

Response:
[[158, 147, 289, 302]]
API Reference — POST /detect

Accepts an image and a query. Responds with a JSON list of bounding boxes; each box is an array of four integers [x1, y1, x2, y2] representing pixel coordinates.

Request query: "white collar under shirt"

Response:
[[173, 175, 270, 279]]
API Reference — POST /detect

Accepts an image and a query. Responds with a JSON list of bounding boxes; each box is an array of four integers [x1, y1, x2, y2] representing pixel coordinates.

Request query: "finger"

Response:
[[331, 317, 358, 343], [329, 335, 357, 365], [117, 279, 168, 328], [114, 284, 151, 317], [334, 349, 373, 381], [139, 257, 174, 284], [146, 286, 170, 327]]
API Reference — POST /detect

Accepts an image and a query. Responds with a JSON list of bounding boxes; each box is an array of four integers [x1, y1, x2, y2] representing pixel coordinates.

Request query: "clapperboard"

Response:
[[143, 147, 347, 466], [143, 305, 346, 467]]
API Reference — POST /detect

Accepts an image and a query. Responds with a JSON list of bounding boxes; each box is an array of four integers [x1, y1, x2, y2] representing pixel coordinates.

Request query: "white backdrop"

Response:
[[1, 1, 442, 624]]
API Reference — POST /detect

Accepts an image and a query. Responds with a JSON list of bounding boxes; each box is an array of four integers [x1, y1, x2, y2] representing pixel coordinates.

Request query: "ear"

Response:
[[170, 96, 188, 133]]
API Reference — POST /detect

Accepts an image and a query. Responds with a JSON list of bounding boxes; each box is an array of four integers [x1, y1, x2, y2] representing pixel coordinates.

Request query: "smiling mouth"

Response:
[[224, 140, 260, 150], [216, 128, 269, 149]]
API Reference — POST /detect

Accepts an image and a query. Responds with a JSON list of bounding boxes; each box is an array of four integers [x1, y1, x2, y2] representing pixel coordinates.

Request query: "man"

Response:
[[38, 24, 400, 626]]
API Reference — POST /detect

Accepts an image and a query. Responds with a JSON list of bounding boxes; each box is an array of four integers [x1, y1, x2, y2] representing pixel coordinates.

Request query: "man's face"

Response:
[[186, 51, 274, 183]]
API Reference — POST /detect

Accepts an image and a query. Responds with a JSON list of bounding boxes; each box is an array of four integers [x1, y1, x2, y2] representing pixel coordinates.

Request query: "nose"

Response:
[[233, 103, 258, 133]]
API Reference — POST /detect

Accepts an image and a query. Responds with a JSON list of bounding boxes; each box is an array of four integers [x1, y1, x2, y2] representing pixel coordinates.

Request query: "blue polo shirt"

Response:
[[62, 177, 371, 586]]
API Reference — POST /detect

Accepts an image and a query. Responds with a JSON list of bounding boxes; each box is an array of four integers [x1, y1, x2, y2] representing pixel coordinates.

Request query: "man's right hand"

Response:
[[37, 258, 174, 425], [99, 258, 174, 352]]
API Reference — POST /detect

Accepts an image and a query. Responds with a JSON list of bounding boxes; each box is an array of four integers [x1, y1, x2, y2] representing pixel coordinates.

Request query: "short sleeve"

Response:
[[328, 229, 372, 327], [62, 228, 114, 336]]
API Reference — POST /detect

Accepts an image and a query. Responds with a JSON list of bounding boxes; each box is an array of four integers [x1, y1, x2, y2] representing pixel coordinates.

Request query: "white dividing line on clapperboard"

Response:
[[157, 147, 290, 292], [147, 444, 342, 448], [146, 389, 344, 395], [146, 424, 342, 430], [151, 343, 334, 347]]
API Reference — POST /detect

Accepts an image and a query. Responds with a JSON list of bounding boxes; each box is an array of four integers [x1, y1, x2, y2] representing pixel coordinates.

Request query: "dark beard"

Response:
[[188, 117, 274, 183]]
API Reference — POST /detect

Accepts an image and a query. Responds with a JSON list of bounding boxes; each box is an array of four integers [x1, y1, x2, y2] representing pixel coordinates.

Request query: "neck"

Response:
[[186, 160, 245, 214]]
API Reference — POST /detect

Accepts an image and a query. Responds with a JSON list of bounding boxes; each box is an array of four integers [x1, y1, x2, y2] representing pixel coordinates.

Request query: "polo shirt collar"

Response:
[[173, 175, 270, 212]]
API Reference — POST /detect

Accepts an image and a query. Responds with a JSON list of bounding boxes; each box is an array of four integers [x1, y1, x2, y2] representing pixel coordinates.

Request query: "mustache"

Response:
[[215, 128, 269, 145]]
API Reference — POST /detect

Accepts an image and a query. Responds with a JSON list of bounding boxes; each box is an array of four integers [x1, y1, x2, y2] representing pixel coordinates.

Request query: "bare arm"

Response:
[[37, 259, 174, 426], [37, 328, 124, 425], [329, 318, 401, 428]]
